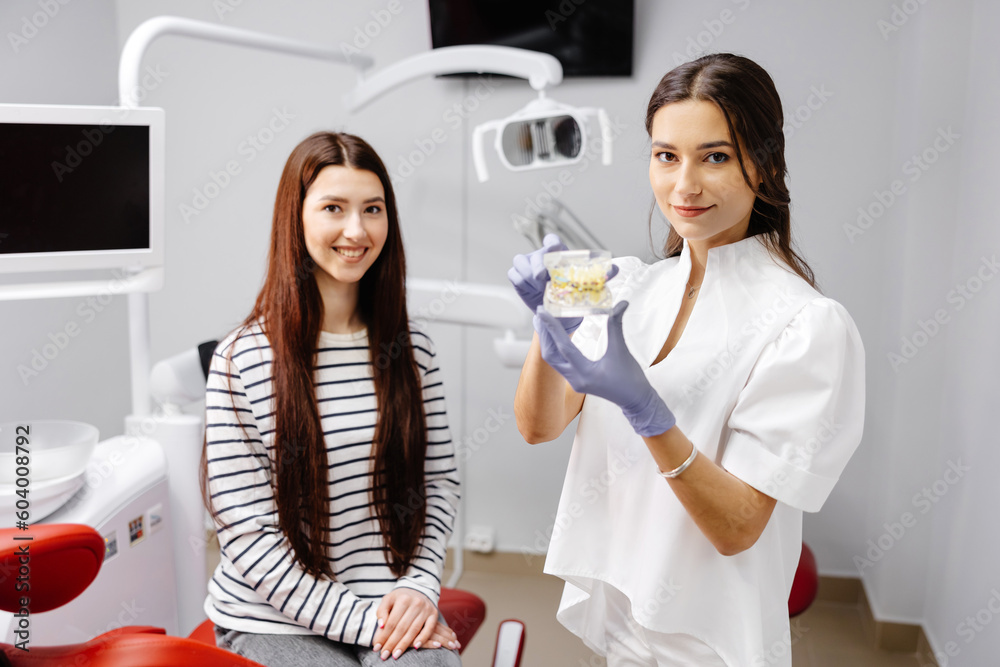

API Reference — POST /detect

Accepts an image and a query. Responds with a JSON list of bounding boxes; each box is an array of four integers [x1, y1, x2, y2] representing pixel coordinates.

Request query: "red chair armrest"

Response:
[[0, 524, 105, 613], [789, 542, 818, 617], [439, 587, 486, 654]]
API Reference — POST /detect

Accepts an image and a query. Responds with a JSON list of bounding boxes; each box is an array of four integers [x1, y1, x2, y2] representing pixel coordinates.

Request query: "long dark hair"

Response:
[[646, 53, 816, 288], [200, 132, 427, 579]]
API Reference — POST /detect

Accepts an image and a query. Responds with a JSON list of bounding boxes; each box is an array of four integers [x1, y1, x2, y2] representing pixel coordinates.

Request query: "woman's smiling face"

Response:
[[649, 99, 761, 246], [301, 165, 388, 290]]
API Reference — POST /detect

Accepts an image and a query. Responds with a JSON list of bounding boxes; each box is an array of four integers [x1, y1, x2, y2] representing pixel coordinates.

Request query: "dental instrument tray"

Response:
[[543, 249, 613, 317]]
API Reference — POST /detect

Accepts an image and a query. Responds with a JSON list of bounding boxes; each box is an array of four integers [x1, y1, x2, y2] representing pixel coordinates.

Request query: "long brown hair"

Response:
[[200, 132, 427, 579], [646, 53, 817, 288]]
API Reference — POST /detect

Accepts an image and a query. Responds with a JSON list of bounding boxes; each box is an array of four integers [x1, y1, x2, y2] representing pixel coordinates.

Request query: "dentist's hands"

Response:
[[509, 233, 579, 331], [508, 233, 618, 334], [533, 300, 677, 437]]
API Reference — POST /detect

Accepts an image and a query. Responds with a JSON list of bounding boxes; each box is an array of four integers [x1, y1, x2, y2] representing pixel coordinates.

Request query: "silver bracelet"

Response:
[[658, 442, 698, 479]]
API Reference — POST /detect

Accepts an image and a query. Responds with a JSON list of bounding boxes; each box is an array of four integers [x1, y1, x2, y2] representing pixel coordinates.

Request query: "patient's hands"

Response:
[[372, 587, 460, 660]]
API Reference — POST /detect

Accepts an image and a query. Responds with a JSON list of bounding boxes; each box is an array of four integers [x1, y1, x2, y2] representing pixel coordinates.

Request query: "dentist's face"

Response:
[[648, 99, 761, 245], [301, 165, 388, 289]]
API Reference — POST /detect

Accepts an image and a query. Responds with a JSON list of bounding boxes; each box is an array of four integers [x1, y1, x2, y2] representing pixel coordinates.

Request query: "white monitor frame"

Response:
[[0, 103, 164, 275]]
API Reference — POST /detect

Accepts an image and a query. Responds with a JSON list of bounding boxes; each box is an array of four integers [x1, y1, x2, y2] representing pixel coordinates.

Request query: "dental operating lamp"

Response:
[[473, 97, 614, 182]]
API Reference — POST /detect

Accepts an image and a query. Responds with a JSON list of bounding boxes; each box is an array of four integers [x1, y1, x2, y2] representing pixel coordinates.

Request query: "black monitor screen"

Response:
[[428, 0, 634, 77], [0, 123, 150, 254]]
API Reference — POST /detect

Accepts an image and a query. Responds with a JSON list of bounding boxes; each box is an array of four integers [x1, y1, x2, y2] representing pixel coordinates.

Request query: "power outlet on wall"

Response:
[[464, 524, 496, 553]]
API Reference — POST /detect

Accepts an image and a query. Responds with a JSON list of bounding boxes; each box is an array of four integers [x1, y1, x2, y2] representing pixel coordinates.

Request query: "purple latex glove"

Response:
[[508, 233, 618, 334], [533, 300, 677, 437], [508, 233, 582, 332]]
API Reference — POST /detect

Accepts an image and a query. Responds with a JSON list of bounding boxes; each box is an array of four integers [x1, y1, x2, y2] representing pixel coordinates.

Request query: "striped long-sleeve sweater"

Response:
[[203, 319, 460, 646]]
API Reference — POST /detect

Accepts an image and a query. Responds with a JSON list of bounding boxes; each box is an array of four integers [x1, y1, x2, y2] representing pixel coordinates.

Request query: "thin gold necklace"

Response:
[[686, 282, 701, 299]]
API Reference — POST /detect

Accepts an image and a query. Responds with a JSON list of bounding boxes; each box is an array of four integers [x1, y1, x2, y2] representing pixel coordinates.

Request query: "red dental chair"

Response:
[[788, 542, 819, 617], [0, 524, 489, 666]]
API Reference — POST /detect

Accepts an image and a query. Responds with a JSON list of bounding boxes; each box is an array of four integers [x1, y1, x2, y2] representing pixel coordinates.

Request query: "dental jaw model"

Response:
[[543, 249, 613, 317]]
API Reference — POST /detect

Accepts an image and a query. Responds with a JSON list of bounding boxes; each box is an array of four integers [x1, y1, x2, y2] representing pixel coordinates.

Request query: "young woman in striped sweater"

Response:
[[200, 132, 462, 666]]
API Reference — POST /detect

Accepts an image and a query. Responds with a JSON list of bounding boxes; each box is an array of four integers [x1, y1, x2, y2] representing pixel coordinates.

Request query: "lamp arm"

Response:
[[344, 45, 563, 112], [118, 15, 374, 109], [598, 108, 613, 166], [472, 120, 502, 183]]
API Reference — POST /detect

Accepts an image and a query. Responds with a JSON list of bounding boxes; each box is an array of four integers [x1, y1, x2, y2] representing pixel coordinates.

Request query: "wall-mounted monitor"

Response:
[[0, 103, 164, 274], [428, 0, 634, 77]]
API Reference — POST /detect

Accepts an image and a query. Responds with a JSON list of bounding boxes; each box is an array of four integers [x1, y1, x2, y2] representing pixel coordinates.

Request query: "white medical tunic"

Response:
[[542, 234, 866, 666]]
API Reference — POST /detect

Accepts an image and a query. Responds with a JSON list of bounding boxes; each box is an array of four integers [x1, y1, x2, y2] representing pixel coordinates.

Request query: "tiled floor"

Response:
[[789, 601, 926, 667]]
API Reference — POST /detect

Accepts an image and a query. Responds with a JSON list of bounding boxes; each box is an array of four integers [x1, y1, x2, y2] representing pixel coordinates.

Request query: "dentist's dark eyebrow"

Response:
[[316, 195, 385, 203], [652, 140, 734, 150]]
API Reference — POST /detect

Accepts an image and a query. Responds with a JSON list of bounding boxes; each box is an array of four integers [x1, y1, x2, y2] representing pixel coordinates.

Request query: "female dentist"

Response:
[[510, 53, 865, 666]]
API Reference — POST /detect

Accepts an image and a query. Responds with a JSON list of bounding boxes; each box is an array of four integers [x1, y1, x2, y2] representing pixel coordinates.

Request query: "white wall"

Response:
[[2, 2, 997, 661], [858, 0, 972, 627], [914, 1, 1000, 664]]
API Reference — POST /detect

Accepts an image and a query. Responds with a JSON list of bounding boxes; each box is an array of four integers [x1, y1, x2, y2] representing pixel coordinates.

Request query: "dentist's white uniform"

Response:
[[543, 234, 866, 666]]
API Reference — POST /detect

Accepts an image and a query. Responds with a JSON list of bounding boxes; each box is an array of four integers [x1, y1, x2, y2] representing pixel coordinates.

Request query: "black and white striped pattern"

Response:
[[202, 320, 459, 645]]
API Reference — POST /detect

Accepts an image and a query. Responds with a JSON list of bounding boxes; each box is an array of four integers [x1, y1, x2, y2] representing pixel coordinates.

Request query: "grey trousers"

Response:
[[214, 625, 463, 667]]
